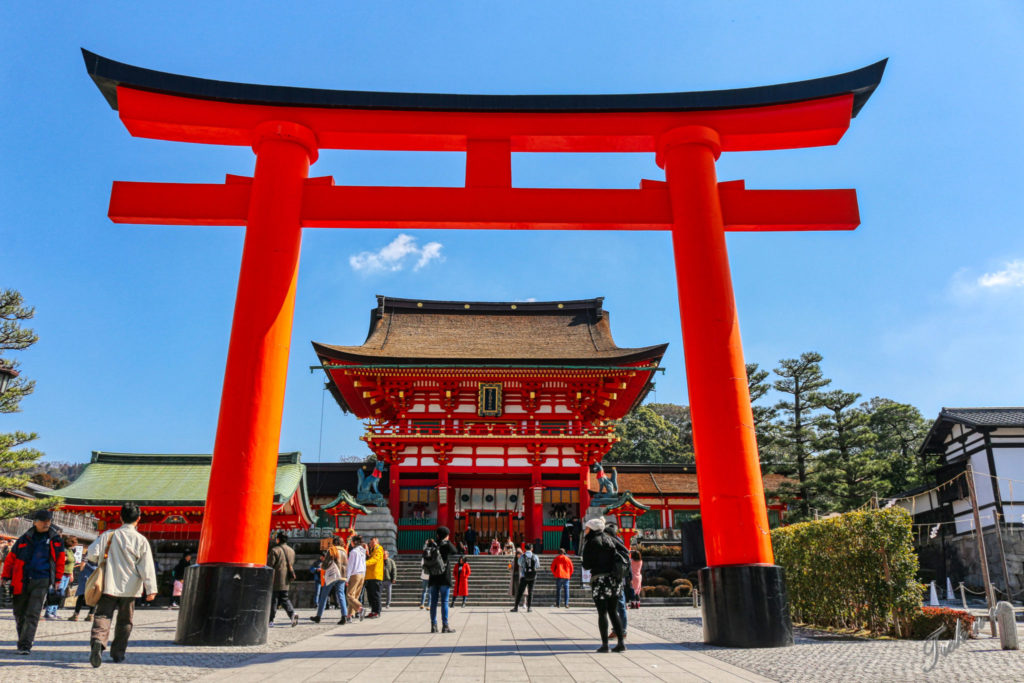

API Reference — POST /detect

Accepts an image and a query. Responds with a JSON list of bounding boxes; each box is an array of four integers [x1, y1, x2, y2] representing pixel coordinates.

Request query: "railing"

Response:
[[366, 423, 615, 438], [0, 510, 99, 541], [398, 517, 437, 526]]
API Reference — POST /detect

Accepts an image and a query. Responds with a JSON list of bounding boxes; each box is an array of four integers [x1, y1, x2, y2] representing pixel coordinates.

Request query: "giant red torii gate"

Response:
[[82, 49, 885, 648]]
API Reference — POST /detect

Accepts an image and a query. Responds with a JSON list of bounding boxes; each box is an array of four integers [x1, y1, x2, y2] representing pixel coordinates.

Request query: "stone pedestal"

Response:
[[175, 564, 272, 646], [699, 564, 793, 648], [354, 505, 398, 556]]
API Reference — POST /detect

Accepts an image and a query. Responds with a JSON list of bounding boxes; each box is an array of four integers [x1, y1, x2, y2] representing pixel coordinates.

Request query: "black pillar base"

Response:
[[174, 564, 273, 646], [699, 564, 793, 648]]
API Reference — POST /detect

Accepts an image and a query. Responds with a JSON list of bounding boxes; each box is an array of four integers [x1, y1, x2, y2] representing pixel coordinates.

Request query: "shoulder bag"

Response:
[[84, 532, 112, 607]]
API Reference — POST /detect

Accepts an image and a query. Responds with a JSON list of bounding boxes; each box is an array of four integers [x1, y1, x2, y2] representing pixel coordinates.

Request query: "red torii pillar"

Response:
[[82, 49, 884, 647]]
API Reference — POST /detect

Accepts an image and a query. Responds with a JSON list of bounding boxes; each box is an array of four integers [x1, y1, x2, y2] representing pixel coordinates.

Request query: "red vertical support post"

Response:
[[389, 460, 401, 527], [528, 464, 544, 550], [176, 121, 317, 647], [579, 466, 591, 519], [437, 465, 450, 532], [657, 126, 792, 649]]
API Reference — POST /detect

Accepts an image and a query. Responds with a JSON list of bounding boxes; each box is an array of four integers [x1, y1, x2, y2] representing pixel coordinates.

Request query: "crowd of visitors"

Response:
[[4, 505, 644, 657]]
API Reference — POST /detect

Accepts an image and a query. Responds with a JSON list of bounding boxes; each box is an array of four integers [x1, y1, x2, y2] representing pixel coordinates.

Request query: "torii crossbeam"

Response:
[[83, 49, 885, 648]]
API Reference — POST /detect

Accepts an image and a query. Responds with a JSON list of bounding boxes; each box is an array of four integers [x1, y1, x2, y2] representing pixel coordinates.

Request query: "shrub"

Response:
[[640, 586, 659, 597], [651, 585, 672, 597], [647, 577, 670, 587], [672, 578, 693, 590], [672, 583, 692, 597], [638, 544, 681, 557], [908, 607, 975, 640], [771, 507, 922, 637], [659, 568, 684, 582]]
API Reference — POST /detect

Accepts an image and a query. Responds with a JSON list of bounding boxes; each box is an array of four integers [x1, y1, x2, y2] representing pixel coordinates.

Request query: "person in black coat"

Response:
[[425, 526, 459, 634], [581, 517, 625, 653]]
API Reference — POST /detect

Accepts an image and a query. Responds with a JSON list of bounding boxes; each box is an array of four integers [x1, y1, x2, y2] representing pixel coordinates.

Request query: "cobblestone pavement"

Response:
[[627, 606, 1024, 683], [0, 605, 333, 682], [4, 603, 1021, 681], [1, 604, 765, 682]]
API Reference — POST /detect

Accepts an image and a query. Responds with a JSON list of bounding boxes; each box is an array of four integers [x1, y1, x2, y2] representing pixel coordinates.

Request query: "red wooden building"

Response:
[[314, 296, 666, 552]]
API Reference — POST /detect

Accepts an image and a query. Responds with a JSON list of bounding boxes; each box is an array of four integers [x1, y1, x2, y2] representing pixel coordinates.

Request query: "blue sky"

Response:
[[3, 3, 1024, 466]]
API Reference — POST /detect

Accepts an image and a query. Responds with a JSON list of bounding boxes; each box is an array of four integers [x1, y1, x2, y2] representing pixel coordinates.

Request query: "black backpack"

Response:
[[611, 539, 630, 581], [423, 540, 446, 576], [521, 552, 539, 582]]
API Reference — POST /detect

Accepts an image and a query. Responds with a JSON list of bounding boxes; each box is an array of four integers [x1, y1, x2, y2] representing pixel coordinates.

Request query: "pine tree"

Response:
[[646, 403, 694, 459], [1, 289, 58, 520], [746, 362, 780, 465], [809, 390, 884, 511], [862, 397, 934, 494], [606, 405, 691, 464], [772, 352, 831, 518]]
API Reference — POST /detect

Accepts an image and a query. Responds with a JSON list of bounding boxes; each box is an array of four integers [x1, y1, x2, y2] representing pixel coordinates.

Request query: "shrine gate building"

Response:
[[314, 296, 666, 551]]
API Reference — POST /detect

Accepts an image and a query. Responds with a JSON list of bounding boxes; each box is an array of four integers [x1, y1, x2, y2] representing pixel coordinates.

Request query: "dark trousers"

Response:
[[91, 594, 136, 659], [364, 579, 382, 614], [513, 578, 534, 609], [73, 594, 96, 617], [269, 589, 295, 623], [13, 578, 49, 651], [594, 594, 625, 647]]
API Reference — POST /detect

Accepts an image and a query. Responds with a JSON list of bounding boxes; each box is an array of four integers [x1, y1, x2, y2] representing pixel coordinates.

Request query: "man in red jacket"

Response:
[[550, 548, 574, 608], [1, 509, 66, 655]]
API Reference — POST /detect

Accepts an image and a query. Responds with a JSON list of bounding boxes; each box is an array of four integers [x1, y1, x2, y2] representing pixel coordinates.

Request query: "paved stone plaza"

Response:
[[1, 605, 1021, 682]]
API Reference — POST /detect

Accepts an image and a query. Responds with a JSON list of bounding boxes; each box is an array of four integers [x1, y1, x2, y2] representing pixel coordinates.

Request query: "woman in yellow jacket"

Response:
[[363, 537, 385, 618]]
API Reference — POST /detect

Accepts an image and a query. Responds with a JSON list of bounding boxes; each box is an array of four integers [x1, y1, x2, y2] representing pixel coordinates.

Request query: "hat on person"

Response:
[[34, 509, 53, 522], [584, 517, 606, 533]]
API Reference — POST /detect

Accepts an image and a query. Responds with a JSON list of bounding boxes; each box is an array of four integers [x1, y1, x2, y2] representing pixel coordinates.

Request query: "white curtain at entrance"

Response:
[[455, 488, 523, 512]]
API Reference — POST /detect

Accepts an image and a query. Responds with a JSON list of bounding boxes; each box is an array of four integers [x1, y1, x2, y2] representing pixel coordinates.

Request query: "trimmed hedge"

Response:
[[772, 507, 921, 637], [659, 568, 684, 582], [909, 607, 975, 640], [671, 583, 692, 597]]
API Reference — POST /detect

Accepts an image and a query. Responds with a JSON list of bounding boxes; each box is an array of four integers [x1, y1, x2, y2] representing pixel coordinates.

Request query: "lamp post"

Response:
[[604, 491, 650, 550], [321, 490, 369, 546], [0, 364, 18, 394]]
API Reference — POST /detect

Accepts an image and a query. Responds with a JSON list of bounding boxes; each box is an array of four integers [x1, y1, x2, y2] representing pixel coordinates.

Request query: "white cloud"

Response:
[[349, 234, 444, 274], [977, 259, 1024, 289]]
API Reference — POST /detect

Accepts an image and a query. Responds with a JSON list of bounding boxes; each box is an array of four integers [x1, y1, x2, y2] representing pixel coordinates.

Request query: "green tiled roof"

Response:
[[54, 452, 306, 506]]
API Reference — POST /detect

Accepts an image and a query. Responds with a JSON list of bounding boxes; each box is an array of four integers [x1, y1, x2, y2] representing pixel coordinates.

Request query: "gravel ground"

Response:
[[627, 606, 1024, 683], [0, 604, 341, 682]]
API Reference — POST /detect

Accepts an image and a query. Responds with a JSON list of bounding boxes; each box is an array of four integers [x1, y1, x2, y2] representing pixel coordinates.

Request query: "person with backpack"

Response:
[[581, 517, 626, 653], [604, 522, 629, 640], [311, 539, 348, 624], [423, 525, 458, 633], [451, 556, 471, 607], [510, 543, 540, 613]]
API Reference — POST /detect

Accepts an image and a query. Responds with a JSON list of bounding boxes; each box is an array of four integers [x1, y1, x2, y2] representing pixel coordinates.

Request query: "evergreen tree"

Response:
[[862, 397, 934, 494], [746, 362, 780, 465], [1, 289, 58, 520], [606, 405, 692, 464], [809, 390, 884, 511], [645, 402, 694, 458], [772, 352, 830, 518]]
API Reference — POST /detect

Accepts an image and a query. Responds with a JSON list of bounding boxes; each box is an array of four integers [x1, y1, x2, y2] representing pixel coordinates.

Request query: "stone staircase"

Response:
[[390, 553, 593, 607]]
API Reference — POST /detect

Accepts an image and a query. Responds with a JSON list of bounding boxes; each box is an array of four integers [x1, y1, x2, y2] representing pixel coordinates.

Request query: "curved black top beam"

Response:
[[83, 50, 886, 118]]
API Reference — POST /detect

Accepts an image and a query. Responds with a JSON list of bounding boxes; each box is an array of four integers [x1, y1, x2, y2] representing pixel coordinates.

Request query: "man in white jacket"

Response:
[[85, 503, 158, 668]]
